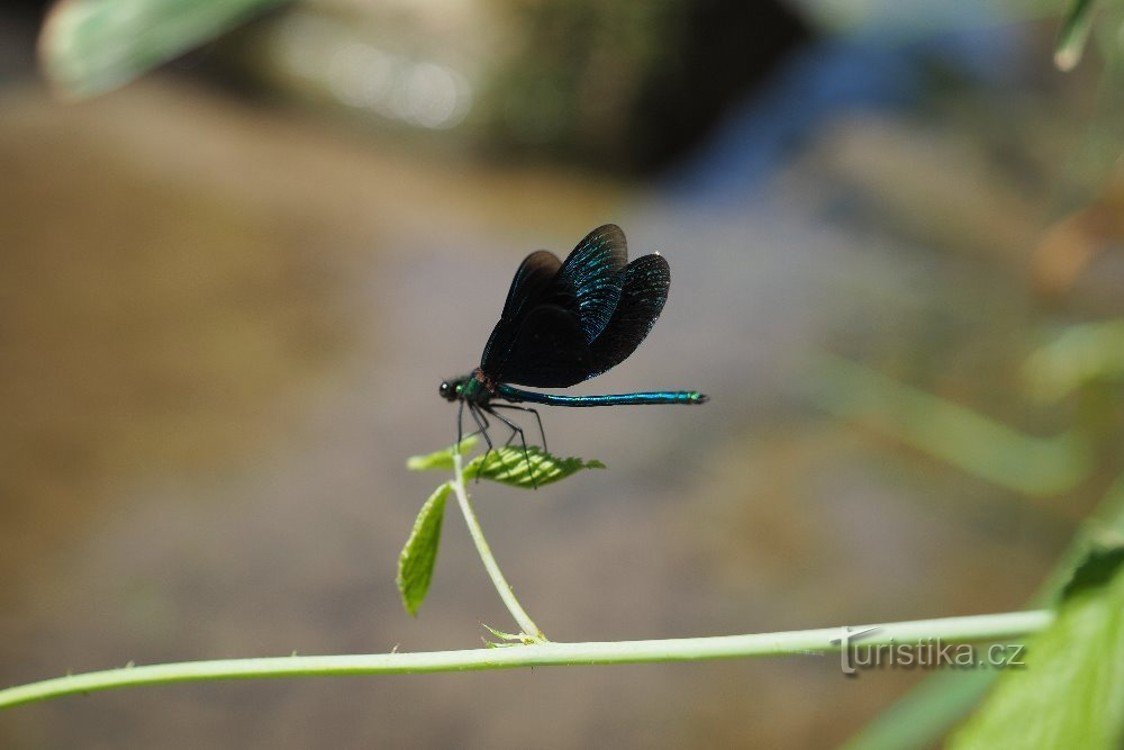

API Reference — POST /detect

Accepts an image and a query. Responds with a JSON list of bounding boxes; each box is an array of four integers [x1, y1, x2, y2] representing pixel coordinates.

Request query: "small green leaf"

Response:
[[949, 541, 1124, 749], [1055, 0, 1098, 72], [396, 483, 452, 616], [406, 437, 479, 473], [464, 446, 605, 489]]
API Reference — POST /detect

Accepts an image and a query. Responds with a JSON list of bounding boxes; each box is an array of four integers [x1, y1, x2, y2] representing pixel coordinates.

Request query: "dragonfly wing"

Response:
[[554, 224, 627, 343], [587, 253, 670, 379], [492, 304, 593, 387], [481, 250, 562, 375], [498, 249, 562, 321], [480, 226, 627, 382]]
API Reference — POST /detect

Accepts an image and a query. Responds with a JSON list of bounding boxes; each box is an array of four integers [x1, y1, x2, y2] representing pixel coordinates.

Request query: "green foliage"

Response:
[[400, 442, 603, 615], [1024, 320, 1124, 402], [1060, 536, 1124, 601], [464, 447, 605, 488], [408, 440, 604, 489], [840, 671, 997, 750], [396, 483, 451, 616], [405, 437, 479, 473], [808, 355, 1092, 496], [40, 0, 289, 98], [845, 430, 1124, 749], [948, 540, 1124, 748]]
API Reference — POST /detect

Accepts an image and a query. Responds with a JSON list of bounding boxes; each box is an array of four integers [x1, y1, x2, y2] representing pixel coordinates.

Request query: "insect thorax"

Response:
[[456, 372, 492, 405]]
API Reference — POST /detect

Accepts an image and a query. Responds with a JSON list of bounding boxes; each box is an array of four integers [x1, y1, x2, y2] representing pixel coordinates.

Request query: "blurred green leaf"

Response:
[[396, 482, 451, 616], [845, 469, 1124, 749], [1062, 0, 1124, 188], [949, 542, 1124, 749], [1055, 0, 1098, 71], [465, 447, 605, 489], [40, 0, 290, 98], [808, 354, 1092, 496], [1025, 320, 1124, 402], [1061, 537, 1124, 601], [406, 437, 479, 473], [841, 670, 997, 750]]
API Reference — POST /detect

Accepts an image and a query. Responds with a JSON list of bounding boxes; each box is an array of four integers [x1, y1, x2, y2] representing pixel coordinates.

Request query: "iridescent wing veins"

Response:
[[479, 224, 646, 388], [478, 226, 629, 386], [587, 253, 670, 379], [555, 224, 627, 343]]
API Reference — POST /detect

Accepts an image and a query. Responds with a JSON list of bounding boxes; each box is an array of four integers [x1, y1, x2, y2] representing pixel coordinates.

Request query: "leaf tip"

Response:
[[1054, 47, 1082, 72]]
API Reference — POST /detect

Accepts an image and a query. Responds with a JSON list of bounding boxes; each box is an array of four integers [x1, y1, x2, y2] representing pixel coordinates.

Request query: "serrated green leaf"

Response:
[[396, 482, 451, 616], [40, 0, 288, 99], [949, 544, 1124, 749], [464, 446, 605, 489], [406, 437, 479, 473]]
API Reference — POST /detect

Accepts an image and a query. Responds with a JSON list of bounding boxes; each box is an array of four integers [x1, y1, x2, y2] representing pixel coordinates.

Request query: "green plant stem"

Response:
[[451, 451, 546, 641], [0, 610, 1052, 710]]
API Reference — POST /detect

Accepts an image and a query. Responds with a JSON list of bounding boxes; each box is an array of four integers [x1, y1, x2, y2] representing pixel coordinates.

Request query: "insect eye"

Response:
[[439, 380, 462, 401]]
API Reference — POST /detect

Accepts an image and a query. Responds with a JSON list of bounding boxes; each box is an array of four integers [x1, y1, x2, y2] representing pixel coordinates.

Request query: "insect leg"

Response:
[[456, 399, 464, 446], [490, 404, 547, 453], [485, 405, 537, 489], [486, 405, 522, 449], [468, 403, 494, 481], [459, 399, 492, 442]]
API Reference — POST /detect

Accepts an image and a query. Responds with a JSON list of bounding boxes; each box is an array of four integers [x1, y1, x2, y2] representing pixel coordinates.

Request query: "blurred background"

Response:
[[2, 0, 1124, 747]]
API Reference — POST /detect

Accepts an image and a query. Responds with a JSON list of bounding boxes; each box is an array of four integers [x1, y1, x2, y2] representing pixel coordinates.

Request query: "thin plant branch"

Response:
[[0, 610, 1052, 710], [451, 451, 546, 641]]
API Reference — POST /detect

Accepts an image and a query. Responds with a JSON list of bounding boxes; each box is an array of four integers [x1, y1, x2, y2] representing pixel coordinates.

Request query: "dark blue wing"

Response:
[[555, 224, 627, 343], [480, 225, 629, 386], [587, 253, 670, 379], [481, 250, 562, 377], [488, 304, 593, 387], [498, 249, 561, 322]]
